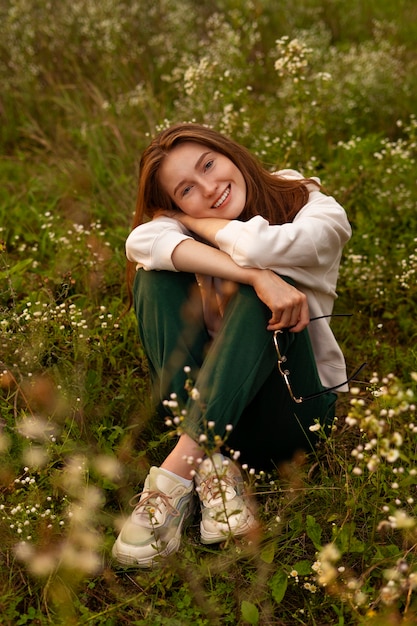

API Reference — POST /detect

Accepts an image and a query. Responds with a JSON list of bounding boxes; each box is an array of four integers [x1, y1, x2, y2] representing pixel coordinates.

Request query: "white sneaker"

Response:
[[112, 467, 194, 567], [195, 453, 257, 545]]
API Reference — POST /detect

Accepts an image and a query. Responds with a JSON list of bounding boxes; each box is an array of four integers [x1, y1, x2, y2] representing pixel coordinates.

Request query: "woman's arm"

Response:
[[171, 214, 227, 247], [215, 194, 351, 273], [171, 238, 309, 332], [157, 190, 351, 275], [126, 215, 309, 330]]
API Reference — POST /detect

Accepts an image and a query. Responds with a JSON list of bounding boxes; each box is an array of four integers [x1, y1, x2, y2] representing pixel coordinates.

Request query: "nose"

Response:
[[199, 178, 217, 197]]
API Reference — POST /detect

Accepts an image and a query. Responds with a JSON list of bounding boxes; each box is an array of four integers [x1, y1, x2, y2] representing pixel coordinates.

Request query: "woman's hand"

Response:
[[251, 269, 309, 332], [152, 209, 180, 220]]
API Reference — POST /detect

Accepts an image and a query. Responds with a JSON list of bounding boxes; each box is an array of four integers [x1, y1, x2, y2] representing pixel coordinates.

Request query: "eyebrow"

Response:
[[173, 150, 212, 197]]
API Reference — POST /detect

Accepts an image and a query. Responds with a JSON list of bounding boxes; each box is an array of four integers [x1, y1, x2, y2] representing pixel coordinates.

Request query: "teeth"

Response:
[[212, 186, 230, 208]]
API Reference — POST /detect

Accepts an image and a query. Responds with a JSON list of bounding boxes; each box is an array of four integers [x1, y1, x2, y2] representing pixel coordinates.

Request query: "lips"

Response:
[[212, 184, 230, 208]]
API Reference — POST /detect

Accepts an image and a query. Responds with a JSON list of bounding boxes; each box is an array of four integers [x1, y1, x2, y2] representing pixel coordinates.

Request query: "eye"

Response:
[[181, 185, 192, 197], [204, 159, 214, 171]]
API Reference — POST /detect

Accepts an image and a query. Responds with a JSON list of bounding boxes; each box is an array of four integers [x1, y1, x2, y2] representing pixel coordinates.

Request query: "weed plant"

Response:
[[1, 1, 417, 624]]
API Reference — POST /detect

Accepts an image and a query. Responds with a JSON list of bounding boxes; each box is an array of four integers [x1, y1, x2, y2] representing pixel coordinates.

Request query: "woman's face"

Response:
[[158, 142, 246, 219]]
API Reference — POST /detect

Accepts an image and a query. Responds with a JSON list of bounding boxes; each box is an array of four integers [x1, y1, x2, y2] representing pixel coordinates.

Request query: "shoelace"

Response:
[[198, 474, 237, 504], [129, 490, 180, 519]]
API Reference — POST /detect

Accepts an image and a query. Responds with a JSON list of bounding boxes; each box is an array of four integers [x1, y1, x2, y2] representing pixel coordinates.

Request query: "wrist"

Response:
[[245, 267, 268, 287]]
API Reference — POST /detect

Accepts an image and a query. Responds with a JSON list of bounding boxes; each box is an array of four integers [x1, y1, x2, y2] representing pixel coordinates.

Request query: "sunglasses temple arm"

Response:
[[334, 362, 367, 390], [306, 362, 368, 400], [309, 313, 353, 322]]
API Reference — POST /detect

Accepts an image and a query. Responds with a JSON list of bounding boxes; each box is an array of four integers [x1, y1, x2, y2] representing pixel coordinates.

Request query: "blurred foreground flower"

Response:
[[16, 415, 59, 443]]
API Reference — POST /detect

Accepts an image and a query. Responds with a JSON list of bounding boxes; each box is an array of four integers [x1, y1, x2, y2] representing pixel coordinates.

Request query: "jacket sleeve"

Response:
[[215, 189, 351, 288], [125, 217, 193, 271]]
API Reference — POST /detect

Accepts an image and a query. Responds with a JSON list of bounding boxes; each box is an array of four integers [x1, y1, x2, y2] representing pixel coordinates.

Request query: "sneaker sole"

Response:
[[112, 534, 181, 568], [200, 514, 257, 545], [112, 498, 195, 568]]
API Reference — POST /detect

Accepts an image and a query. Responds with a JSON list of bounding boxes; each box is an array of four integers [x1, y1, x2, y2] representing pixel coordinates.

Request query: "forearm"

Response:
[[173, 215, 229, 247], [171, 239, 257, 284]]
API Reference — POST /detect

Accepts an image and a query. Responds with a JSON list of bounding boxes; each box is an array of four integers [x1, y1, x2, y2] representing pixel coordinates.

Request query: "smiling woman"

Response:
[[112, 122, 352, 568]]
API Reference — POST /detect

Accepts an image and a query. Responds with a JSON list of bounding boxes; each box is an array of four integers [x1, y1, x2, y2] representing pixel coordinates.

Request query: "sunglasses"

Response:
[[273, 316, 366, 404]]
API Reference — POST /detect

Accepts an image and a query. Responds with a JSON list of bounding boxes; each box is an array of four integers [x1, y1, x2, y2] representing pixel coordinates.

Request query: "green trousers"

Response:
[[133, 269, 336, 470]]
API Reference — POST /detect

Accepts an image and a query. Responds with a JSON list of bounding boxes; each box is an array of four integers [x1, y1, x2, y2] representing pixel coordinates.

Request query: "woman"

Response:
[[112, 123, 351, 567]]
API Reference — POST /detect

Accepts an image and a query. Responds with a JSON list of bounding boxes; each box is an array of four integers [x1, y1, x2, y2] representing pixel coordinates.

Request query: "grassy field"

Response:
[[1, 1, 417, 624]]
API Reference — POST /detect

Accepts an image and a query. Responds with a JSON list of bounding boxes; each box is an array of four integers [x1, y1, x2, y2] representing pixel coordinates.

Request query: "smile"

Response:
[[212, 185, 230, 208]]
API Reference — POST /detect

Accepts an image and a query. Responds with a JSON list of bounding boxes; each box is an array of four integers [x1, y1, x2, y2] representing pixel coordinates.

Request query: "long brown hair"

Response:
[[126, 123, 317, 297]]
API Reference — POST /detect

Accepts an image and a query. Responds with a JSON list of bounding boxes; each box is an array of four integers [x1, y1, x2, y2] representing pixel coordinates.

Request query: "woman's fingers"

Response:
[[253, 270, 309, 333], [267, 303, 309, 332]]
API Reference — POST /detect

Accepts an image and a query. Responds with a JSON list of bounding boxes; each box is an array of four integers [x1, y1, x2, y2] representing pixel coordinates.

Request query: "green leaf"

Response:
[[260, 541, 275, 564], [269, 569, 288, 604], [337, 522, 365, 553], [241, 600, 259, 625], [306, 514, 322, 549], [289, 510, 303, 532], [293, 560, 312, 576], [0, 258, 33, 279]]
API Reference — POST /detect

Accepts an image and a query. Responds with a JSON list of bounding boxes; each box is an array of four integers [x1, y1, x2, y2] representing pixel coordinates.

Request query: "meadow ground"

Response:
[[1, 1, 417, 624]]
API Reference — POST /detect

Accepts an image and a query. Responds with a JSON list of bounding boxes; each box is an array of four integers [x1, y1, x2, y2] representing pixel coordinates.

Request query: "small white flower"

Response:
[[385, 449, 400, 462], [345, 416, 357, 426], [190, 388, 200, 400], [309, 423, 321, 432], [389, 510, 415, 529]]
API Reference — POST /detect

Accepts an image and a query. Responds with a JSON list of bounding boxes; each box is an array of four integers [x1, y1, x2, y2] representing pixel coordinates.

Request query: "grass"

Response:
[[1, 0, 417, 624]]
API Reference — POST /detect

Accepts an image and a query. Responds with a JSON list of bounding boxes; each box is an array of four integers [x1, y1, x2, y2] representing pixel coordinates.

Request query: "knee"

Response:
[[134, 269, 196, 301]]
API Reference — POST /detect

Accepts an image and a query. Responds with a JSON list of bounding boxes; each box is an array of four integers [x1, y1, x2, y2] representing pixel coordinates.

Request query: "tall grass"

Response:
[[1, 1, 417, 624]]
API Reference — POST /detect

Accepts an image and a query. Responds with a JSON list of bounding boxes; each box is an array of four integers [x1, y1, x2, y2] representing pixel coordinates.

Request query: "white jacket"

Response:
[[126, 170, 352, 390]]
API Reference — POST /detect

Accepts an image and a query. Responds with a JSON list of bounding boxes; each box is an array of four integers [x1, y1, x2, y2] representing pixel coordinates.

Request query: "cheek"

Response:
[[177, 203, 198, 217]]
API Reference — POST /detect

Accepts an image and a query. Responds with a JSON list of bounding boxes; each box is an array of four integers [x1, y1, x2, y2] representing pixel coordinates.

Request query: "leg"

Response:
[[183, 282, 335, 469], [135, 270, 334, 470], [133, 268, 211, 407], [134, 269, 216, 478], [161, 433, 205, 480], [113, 271, 254, 567], [226, 368, 336, 470], [184, 282, 276, 439]]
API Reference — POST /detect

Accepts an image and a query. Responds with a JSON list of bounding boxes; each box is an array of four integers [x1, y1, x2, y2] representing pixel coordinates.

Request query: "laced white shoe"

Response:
[[112, 466, 195, 567], [195, 453, 257, 545]]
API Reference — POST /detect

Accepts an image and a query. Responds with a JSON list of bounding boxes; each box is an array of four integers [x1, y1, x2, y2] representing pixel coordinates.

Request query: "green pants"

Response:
[[133, 269, 336, 470]]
